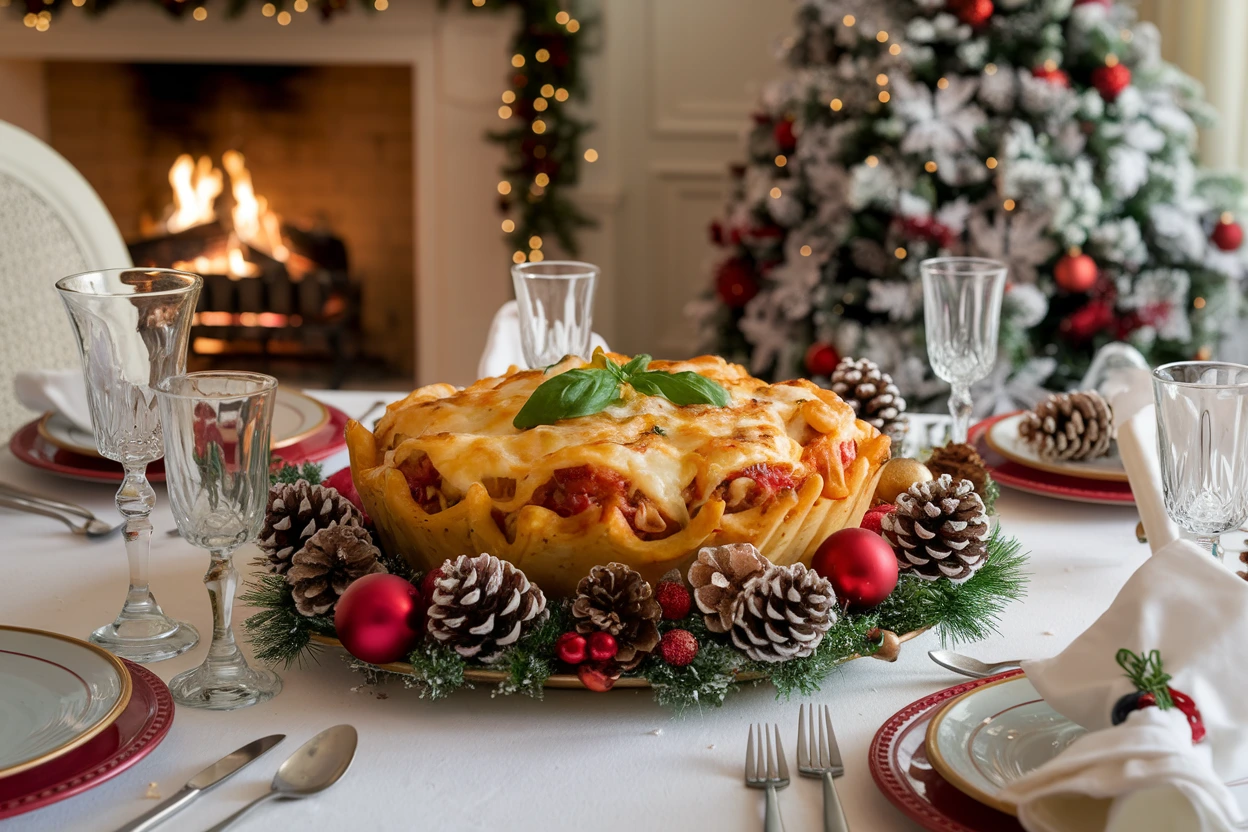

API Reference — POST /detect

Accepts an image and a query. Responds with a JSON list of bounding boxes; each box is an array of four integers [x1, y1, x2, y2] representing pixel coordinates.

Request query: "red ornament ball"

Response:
[[587, 631, 619, 662], [578, 663, 619, 692], [715, 259, 760, 308], [859, 503, 897, 536], [555, 632, 588, 665], [805, 342, 841, 377], [811, 528, 900, 611], [656, 581, 692, 620], [1031, 66, 1070, 87], [1061, 300, 1116, 344], [659, 629, 700, 667], [951, 0, 993, 26], [773, 118, 797, 152], [1054, 252, 1098, 293], [419, 567, 444, 604], [1092, 63, 1132, 101], [1213, 217, 1244, 251], [334, 573, 426, 665]]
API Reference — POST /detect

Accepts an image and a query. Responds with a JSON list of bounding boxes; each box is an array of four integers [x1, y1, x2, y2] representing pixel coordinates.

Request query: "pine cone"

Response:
[[572, 563, 662, 670], [926, 442, 991, 501], [1018, 391, 1114, 461], [259, 480, 361, 575], [881, 474, 990, 583], [829, 357, 908, 443], [729, 563, 837, 662], [426, 554, 548, 663], [287, 525, 386, 617], [687, 543, 769, 634]]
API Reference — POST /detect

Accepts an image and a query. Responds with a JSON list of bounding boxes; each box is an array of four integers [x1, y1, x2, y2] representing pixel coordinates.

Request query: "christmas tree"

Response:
[[689, 0, 1248, 407]]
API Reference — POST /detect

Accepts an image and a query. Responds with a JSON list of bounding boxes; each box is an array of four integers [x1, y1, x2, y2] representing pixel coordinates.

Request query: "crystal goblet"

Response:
[[1152, 361, 1248, 561], [511, 260, 599, 368], [56, 268, 201, 663], [921, 257, 1007, 443], [156, 371, 282, 709]]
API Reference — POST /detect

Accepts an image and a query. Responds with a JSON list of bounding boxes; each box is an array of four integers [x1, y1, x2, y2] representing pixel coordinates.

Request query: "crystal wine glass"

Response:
[[1152, 361, 1248, 561], [921, 257, 1007, 443], [56, 268, 201, 662], [511, 260, 599, 368], [156, 371, 282, 709]]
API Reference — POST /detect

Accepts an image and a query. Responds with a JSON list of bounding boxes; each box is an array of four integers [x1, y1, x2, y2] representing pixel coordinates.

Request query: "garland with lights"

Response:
[[10, 0, 378, 28]]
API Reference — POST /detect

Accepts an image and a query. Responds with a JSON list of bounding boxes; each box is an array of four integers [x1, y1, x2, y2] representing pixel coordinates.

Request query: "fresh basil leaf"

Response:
[[621, 354, 651, 377], [629, 370, 731, 407], [512, 369, 621, 429], [652, 425, 667, 436]]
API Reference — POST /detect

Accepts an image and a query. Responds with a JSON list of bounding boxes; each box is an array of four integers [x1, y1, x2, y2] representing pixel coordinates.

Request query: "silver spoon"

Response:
[[202, 725, 358, 832], [928, 649, 1022, 679], [0, 495, 122, 539]]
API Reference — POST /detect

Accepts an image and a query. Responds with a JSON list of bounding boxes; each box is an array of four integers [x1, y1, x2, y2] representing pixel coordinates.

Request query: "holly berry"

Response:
[[655, 580, 692, 620], [554, 632, 588, 665], [859, 503, 897, 535], [577, 663, 620, 692], [587, 631, 619, 663], [1213, 215, 1244, 251], [659, 629, 699, 667], [1092, 62, 1132, 102]]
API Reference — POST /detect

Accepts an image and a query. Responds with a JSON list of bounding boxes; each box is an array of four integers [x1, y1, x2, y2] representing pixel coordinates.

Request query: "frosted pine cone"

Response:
[[829, 357, 908, 443], [687, 543, 770, 634], [926, 442, 991, 502], [287, 525, 386, 617], [1018, 391, 1114, 461], [881, 475, 990, 583], [730, 563, 836, 663], [426, 554, 548, 663], [572, 563, 662, 670], [259, 480, 361, 575]]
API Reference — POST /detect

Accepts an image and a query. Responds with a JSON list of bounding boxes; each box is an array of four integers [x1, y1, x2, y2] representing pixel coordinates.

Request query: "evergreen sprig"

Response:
[[494, 601, 569, 699], [239, 573, 335, 668], [269, 460, 324, 487]]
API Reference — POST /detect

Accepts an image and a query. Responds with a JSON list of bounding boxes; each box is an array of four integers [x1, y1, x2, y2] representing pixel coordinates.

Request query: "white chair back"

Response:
[[0, 120, 131, 437]]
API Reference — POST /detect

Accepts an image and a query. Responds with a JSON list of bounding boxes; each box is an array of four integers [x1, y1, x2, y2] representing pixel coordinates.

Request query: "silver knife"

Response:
[[113, 734, 285, 832]]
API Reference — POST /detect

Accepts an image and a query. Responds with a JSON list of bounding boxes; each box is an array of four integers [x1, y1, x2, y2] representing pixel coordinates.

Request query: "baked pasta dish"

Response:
[[347, 354, 891, 598]]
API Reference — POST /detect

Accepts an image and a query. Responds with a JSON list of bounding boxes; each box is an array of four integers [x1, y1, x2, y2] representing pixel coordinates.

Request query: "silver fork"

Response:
[[0, 491, 121, 539], [799, 704, 849, 832], [744, 723, 789, 832]]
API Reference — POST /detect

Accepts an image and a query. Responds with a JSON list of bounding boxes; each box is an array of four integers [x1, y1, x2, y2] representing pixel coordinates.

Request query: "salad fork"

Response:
[[799, 703, 849, 832], [744, 723, 789, 832]]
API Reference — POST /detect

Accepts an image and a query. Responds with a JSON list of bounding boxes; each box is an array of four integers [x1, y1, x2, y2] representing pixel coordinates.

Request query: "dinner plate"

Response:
[[984, 412, 1127, 483], [0, 660, 174, 820], [0, 627, 133, 778], [10, 402, 349, 484], [870, 671, 1027, 832], [37, 387, 329, 458], [925, 675, 1086, 815], [971, 414, 1134, 505]]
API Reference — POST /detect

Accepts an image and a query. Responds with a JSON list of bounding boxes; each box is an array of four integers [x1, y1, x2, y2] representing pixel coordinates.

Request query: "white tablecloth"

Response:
[[3, 390, 1158, 832]]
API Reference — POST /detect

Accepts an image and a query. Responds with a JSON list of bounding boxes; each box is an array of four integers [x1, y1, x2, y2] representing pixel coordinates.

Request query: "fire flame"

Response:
[[166, 154, 222, 234]]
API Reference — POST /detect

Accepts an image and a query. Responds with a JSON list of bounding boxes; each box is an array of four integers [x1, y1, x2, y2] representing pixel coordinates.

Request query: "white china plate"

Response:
[[38, 387, 329, 458], [926, 676, 1086, 815], [0, 626, 132, 777], [985, 412, 1127, 483]]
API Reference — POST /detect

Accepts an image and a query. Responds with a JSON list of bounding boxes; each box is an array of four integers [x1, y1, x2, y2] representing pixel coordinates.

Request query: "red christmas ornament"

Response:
[[1092, 63, 1131, 101], [804, 342, 841, 377], [1054, 251, 1098, 293], [950, 0, 993, 27], [859, 503, 897, 536], [1031, 66, 1070, 87], [715, 259, 759, 308], [555, 632, 588, 665], [419, 567, 444, 604], [811, 528, 900, 611], [655, 581, 692, 620], [322, 466, 370, 525], [1213, 216, 1244, 251], [659, 629, 699, 667], [1061, 300, 1116, 343], [773, 118, 797, 152], [577, 663, 620, 692], [334, 573, 426, 665], [587, 631, 619, 663]]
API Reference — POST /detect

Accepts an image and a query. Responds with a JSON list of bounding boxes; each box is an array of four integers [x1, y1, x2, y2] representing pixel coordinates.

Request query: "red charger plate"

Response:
[[869, 671, 1026, 832], [0, 659, 174, 821], [9, 404, 350, 484], [972, 413, 1134, 505]]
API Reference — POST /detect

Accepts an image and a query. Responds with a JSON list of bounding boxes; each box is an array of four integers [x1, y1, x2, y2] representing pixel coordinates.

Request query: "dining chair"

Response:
[[0, 120, 132, 437]]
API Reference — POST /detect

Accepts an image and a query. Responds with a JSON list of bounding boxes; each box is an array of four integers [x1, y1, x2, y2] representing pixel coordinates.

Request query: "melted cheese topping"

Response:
[[372, 354, 869, 525]]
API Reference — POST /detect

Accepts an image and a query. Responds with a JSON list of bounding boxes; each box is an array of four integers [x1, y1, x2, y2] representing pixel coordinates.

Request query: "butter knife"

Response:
[[113, 734, 285, 832]]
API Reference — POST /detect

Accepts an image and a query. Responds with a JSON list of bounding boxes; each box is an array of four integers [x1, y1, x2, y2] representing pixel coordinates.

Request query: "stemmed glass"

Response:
[[511, 260, 599, 368], [56, 268, 201, 662], [1152, 361, 1248, 561], [156, 371, 282, 709], [921, 257, 1007, 443]]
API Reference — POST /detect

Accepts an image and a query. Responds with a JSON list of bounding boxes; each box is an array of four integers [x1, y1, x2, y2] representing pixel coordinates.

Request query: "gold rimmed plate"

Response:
[[985, 412, 1128, 483], [0, 626, 133, 778]]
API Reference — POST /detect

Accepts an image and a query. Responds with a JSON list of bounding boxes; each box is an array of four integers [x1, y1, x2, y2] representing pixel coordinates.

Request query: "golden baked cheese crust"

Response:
[[348, 354, 891, 597]]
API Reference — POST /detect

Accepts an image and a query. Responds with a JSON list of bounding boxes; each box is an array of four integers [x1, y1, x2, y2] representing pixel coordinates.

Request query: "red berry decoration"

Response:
[[1092, 62, 1132, 102], [587, 631, 619, 663], [578, 663, 620, 692], [773, 118, 797, 152], [655, 580, 692, 620], [659, 629, 699, 667], [715, 258, 760, 308], [1054, 251, 1098, 293], [804, 342, 841, 377], [555, 632, 588, 665], [859, 503, 897, 536], [1213, 215, 1244, 251], [334, 573, 426, 666], [1112, 649, 1206, 744], [811, 527, 899, 611], [1031, 66, 1070, 87]]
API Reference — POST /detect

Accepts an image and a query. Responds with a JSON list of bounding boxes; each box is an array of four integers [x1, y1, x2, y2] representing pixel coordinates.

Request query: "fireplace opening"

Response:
[[43, 61, 416, 388]]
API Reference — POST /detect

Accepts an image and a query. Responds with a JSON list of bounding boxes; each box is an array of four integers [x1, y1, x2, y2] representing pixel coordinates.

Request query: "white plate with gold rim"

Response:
[[38, 386, 329, 458], [0, 626, 133, 778], [985, 412, 1127, 483]]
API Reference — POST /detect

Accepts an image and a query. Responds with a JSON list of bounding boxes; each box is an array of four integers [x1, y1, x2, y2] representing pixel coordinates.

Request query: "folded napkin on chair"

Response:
[[14, 369, 92, 432], [477, 300, 610, 380]]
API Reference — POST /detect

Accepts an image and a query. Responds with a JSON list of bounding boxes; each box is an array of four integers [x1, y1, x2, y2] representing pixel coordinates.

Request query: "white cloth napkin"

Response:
[[14, 369, 92, 431], [1106, 364, 1180, 554], [477, 300, 610, 380], [999, 537, 1248, 832]]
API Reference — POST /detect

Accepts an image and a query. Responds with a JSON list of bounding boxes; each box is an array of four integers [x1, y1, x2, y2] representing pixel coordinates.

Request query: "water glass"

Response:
[[1152, 361, 1248, 560], [156, 371, 282, 709], [921, 257, 1007, 443], [511, 260, 599, 368], [56, 268, 201, 663]]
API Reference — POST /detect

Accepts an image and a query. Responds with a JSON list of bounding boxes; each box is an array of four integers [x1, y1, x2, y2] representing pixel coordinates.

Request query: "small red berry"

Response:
[[587, 631, 618, 662], [659, 629, 699, 667], [577, 662, 619, 692], [554, 632, 588, 665], [859, 504, 896, 535], [419, 567, 445, 603], [656, 581, 692, 620]]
